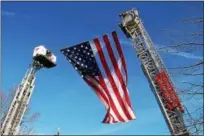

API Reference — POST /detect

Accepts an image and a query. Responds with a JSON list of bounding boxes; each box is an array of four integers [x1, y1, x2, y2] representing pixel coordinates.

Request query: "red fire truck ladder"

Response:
[[119, 9, 190, 136]]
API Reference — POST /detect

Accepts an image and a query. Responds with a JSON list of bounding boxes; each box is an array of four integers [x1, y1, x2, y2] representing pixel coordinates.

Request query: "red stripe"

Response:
[[109, 114, 117, 123], [98, 75, 125, 122], [94, 38, 132, 121], [112, 31, 128, 85], [103, 35, 132, 108], [85, 76, 125, 122], [104, 109, 117, 123], [102, 110, 109, 123], [84, 78, 109, 109]]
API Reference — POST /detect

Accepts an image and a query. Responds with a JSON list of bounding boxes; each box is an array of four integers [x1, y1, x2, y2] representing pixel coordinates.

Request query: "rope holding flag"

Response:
[[60, 31, 136, 124]]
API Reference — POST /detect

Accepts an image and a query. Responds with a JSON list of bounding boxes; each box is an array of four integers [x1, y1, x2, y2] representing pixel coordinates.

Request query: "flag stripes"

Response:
[[88, 31, 135, 123], [103, 34, 131, 107], [61, 31, 135, 124], [112, 31, 128, 85]]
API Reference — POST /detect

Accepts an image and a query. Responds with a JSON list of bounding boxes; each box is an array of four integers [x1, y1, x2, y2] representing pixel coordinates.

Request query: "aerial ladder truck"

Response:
[[119, 9, 190, 136], [1, 45, 56, 135]]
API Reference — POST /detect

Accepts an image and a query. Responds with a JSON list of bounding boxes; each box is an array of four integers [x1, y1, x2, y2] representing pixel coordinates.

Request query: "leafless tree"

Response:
[[1, 85, 40, 135], [157, 5, 203, 135]]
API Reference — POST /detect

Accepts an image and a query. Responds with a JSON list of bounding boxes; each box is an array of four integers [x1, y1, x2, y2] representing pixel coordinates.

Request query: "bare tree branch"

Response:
[[182, 72, 204, 76], [1, 87, 39, 135], [182, 17, 204, 24], [158, 42, 204, 51], [191, 32, 203, 36], [163, 7, 203, 135], [182, 81, 204, 88], [169, 60, 203, 70]]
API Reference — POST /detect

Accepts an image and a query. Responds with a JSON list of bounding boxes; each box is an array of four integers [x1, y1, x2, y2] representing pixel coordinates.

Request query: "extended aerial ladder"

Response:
[[1, 45, 56, 135], [119, 9, 190, 136]]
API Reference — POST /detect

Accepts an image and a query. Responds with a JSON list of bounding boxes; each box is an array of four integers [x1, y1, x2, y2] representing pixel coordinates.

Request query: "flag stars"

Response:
[[64, 53, 68, 56], [62, 41, 100, 77]]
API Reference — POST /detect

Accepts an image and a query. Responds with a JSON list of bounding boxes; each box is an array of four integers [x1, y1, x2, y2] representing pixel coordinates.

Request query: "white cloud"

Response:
[[2, 10, 16, 16]]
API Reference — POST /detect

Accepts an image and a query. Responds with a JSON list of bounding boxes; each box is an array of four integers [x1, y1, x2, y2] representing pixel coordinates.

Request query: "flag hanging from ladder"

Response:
[[60, 31, 136, 124]]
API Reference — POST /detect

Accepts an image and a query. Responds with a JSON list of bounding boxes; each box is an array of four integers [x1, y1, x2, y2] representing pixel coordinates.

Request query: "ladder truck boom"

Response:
[[119, 9, 190, 135], [1, 45, 56, 135]]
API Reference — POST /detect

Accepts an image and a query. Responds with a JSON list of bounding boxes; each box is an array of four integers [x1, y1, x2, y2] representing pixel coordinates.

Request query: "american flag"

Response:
[[60, 31, 136, 124]]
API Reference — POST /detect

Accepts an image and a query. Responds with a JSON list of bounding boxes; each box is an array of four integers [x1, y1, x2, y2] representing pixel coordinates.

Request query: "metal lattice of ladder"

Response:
[[119, 9, 190, 136]]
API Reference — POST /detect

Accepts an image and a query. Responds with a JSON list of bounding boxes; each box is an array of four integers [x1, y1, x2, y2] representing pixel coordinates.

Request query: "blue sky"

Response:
[[1, 1, 203, 135]]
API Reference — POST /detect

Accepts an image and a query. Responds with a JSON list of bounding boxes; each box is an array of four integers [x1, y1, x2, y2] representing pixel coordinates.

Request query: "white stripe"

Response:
[[111, 67, 135, 119], [108, 34, 127, 84], [98, 36, 134, 120], [118, 59, 130, 98], [94, 78, 122, 122], [109, 116, 113, 123], [96, 91, 109, 109], [99, 35, 135, 120], [105, 35, 135, 119], [88, 77, 120, 122], [90, 40, 129, 122], [87, 77, 109, 109]]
